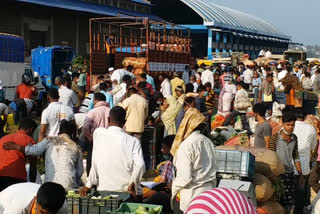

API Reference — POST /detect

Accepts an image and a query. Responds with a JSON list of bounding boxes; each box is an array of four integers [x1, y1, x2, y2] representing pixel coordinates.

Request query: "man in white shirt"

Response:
[[110, 65, 135, 86], [200, 66, 214, 89], [159, 73, 172, 98], [56, 76, 77, 110], [293, 109, 317, 213], [265, 50, 272, 58], [38, 88, 75, 142], [113, 75, 131, 105], [242, 65, 253, 85], [0, 182, 67, 214], [190, 75, 199, 92], [182, 65, 190, 84], [80, 106, 145, 200]]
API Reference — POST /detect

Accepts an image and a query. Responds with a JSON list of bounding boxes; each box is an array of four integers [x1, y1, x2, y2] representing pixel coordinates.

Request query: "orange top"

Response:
[[0, 130, 35, 180], [286, 88, 295, 106], [31, 199, 36, 214], [16, 83, 33, 99]]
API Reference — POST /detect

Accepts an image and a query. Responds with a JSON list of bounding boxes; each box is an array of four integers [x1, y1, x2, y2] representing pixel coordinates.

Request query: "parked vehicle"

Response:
[[89, 17, 192, 86], [0, 33, 25, 101], [283, 50, 307, 65], [31, 46, 75, 88]]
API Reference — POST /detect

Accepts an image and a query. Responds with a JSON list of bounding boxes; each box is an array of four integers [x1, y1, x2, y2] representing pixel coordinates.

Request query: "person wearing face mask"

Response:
[[269, 111, 302, 213], [195, 85, 208, 114]]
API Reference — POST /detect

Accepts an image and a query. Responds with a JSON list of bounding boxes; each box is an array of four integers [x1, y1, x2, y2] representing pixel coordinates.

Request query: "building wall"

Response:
[[0, 1, 141, 57], [0, 3, 22, 36]]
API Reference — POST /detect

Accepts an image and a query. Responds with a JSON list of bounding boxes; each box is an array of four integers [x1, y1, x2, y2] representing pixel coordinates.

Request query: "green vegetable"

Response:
[[135, 210, 148, 214], [103, 196, 112, 200], [154, 206, 161, 213], [149, 208, 157, 214], [137, 206, 146, 211]]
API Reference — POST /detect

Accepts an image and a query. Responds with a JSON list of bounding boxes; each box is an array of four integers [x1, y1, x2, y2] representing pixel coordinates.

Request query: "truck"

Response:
[[283, 50, 307, 65], [89, 17, 193, 86], [31, 46, 75, 88], [0, 33, 25, 101]]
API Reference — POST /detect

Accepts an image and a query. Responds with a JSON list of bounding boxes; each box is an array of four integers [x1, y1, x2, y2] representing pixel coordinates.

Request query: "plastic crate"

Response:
[[67, 191, 130, 214], [274, 91, 286, 105], [215, 150, 255, 181], [111, 203, 163, 214], [218, 179, 257, 207], [81, 191, 131, 214], [67, 188, 92, 214]]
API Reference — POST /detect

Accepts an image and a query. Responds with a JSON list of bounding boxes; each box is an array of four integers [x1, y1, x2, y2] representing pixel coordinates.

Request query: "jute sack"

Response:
[[255, 173, 274, 202]]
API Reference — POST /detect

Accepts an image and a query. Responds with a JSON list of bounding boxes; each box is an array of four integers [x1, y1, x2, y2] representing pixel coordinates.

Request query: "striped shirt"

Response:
[[269, 131, 299, 172], [185, 188, 256, 214]]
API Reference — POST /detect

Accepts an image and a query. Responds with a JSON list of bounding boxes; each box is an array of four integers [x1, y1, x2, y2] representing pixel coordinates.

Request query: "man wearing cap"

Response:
[[171, 72, 185, 98], [201, 66, 214, 89]]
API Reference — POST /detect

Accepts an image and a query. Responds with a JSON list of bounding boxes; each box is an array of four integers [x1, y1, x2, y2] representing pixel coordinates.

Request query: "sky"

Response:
[[211, 0, 320, 46]]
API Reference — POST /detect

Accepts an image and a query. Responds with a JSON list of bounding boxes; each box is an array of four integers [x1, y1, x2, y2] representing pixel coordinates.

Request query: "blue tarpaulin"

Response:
[[16, 0, 160, 20], [0, 33, 24, 63]]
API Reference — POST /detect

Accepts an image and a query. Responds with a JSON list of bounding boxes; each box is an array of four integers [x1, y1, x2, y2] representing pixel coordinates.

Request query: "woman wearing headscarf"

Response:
[[170, 108, 217, 213], [156, 87, 185, 136], [185, 188, 257, 214]]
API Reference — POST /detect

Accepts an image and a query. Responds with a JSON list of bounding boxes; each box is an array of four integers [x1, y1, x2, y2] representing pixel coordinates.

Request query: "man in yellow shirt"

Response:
[[119, 87, 148, 140], [171, 72, 185, 98]]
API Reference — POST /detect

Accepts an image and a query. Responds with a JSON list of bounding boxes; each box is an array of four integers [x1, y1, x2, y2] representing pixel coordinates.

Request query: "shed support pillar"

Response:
[[207, 30, 213, 60]]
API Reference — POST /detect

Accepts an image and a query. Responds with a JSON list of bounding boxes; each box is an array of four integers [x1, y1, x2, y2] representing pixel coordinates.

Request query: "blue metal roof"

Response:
[[16, 0, 158, 19], [180, 0, 291, 39], [130, 0, 151, 5]]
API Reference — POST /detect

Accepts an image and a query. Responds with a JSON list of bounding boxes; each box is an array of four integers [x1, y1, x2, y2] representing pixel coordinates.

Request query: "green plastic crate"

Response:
[[81, 191, 131, 214], [67, 191, 130, 214], [67, 189, 92, 214], [111, 203, 163, 214]]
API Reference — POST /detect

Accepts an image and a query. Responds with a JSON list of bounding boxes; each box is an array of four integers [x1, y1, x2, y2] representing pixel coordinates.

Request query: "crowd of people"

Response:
[[0, 54, 320, 213]]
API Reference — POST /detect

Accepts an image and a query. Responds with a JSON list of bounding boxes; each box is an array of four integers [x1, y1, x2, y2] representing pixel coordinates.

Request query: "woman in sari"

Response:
[[155, 87, 185, 136]]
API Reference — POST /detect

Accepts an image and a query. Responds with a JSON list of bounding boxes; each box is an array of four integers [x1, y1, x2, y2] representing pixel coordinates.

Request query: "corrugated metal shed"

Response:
[[16, 0, 159, 20], [180, 0, 290, 39]]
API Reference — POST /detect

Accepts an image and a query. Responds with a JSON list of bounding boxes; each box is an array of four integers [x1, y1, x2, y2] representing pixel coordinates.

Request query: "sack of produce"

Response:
[[260, 201, 285, 214], [215, 145, 285, 177], [225, 135, 249, 146], [255, 173, 274, 202], [122, 57, 147, 69]]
